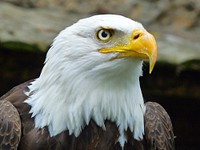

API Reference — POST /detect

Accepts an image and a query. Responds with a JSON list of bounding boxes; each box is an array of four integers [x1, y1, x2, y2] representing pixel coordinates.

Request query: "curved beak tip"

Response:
[[149, 61, 156, 74], [145, 32, 158, 74]]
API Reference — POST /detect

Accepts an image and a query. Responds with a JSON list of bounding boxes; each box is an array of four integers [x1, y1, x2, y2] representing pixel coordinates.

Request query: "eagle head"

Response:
[[25, 14, 157, 147]]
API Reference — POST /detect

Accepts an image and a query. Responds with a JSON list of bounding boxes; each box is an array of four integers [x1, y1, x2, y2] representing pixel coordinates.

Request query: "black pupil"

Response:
[[101, 31, 108, 38]]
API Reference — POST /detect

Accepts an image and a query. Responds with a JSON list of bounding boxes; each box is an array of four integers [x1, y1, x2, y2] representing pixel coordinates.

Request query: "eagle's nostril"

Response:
[[133, 34, 140, 40]]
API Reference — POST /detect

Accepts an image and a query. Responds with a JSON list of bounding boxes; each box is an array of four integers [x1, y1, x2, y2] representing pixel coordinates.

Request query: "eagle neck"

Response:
[[25, 59, 145, 147]]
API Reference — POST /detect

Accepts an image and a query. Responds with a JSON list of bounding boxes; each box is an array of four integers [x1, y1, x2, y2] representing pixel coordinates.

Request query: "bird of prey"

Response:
[[0, 14, 174, 150]]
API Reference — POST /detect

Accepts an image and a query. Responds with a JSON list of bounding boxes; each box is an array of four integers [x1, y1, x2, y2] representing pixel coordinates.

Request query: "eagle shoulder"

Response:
[[144, 102, 175, 150], [0, 100, 21, 150]]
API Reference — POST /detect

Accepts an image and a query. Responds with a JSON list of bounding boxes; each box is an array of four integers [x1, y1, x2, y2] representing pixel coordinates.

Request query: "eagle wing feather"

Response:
[[0, 100, 21, 150], [144, 102, 175, 150]]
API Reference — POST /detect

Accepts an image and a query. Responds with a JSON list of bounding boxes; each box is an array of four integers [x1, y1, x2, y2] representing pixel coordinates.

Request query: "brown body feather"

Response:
[[0, 81, 175, 150]]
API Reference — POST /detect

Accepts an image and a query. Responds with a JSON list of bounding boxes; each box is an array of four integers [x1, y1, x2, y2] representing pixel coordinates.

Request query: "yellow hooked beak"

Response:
[[98, 28, 158, 73]]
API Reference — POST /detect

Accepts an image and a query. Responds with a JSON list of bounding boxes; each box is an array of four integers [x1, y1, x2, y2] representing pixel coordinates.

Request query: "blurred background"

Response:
[[0, 0, 200, 149]]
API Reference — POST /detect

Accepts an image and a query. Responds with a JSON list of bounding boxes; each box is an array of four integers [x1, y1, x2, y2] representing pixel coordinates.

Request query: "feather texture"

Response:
[[144, 102, 175, 150], [0, 81, 175, 149], [0, 100, 21, 150]]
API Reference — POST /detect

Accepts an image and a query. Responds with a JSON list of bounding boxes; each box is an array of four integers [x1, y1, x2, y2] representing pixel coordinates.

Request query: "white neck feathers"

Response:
[[25, 58, 145, 147]]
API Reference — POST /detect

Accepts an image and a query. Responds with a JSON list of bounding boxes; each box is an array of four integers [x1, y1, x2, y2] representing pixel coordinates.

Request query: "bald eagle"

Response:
[[0, 14, 174, 150]]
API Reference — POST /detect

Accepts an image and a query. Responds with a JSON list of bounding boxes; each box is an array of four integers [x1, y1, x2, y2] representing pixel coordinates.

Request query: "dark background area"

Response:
[[0, 46, 200, 150], [141, 61, 200, 150]]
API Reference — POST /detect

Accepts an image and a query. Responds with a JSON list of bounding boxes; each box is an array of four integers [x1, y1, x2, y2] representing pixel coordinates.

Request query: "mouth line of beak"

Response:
[[109, 49, 149, 61]]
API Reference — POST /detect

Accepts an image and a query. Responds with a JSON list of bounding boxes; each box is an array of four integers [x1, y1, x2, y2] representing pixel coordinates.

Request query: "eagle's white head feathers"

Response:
[[25, 14, 157, 147]]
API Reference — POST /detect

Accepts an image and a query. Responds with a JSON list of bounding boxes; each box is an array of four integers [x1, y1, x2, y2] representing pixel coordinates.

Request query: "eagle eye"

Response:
[[97, 29, 113, 42]]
